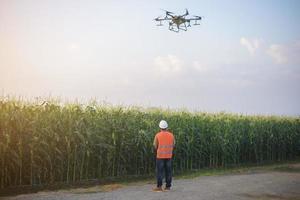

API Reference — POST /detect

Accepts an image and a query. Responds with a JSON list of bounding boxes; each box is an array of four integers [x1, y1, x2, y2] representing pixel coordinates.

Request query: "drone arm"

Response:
[[185, 17, 202, 21], [155, 17, 172, 21]]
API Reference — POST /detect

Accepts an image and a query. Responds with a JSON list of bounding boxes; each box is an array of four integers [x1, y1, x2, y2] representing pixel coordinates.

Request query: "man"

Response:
[[153, 120, 175, 192]]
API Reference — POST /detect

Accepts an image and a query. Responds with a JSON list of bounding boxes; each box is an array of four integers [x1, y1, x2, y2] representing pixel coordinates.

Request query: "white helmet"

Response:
[[159, 120, 168, 129]]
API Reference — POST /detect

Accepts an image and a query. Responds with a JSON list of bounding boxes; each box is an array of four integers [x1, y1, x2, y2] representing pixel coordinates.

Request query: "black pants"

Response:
[[156, 158, 172, 188]]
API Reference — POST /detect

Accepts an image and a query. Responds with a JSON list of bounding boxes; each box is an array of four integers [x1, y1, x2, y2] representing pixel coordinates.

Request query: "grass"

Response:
[[271, 165, 300, 173], [175, 160, 300, 179]]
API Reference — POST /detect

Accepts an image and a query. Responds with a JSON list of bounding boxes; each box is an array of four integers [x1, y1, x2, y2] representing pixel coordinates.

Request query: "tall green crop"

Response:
[[0, 98, 299, 188]]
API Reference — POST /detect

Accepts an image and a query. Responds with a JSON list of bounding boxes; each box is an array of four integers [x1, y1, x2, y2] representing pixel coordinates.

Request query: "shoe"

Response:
[[164, 187, 171, 191], [152, 187, 163, 192]]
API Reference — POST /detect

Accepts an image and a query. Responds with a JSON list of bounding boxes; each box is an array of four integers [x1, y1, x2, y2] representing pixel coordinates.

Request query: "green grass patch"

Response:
[[174, 160, 300, 179]]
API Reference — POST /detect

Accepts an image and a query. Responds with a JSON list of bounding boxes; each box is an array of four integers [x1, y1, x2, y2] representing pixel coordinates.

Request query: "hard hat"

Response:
[[159, 120, 168, 129]]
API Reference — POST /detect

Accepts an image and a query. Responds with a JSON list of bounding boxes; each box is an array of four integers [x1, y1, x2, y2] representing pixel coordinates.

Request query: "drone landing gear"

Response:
[[157, 21, 163, 26], [169, 26, 179, 33], [194, 20, 201, 26], [179, 23, 188, 31], [168, 22, 178, 32], [168, 23, 188, 33]]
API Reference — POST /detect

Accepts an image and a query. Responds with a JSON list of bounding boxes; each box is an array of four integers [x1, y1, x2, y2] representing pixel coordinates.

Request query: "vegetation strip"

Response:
[[0, 98, 299, 190]]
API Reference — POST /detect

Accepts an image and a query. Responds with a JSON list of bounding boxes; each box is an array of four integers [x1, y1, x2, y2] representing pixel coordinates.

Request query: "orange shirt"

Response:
[[154, 130, 175, 159]]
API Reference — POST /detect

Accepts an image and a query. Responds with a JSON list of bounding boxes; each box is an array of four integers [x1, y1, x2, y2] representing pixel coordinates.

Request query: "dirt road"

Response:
[[3, 167, 300, 200]]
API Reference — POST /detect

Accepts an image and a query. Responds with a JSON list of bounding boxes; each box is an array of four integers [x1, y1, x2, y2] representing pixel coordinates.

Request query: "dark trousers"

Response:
[[156, 158, 172, 188]]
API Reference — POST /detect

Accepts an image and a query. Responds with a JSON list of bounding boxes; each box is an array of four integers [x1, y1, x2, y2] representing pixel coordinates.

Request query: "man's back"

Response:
[[155, 130, 175, 159]]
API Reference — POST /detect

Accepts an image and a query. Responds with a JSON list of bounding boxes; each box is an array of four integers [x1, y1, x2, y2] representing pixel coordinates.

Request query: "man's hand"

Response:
[[152, 146, 157, 153]]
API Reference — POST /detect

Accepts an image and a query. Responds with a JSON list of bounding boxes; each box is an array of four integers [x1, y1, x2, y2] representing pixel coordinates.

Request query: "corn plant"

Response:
[[0, 97, 299, 188]]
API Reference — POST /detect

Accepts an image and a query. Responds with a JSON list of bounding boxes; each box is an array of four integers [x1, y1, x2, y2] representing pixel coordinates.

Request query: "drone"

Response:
[[154, 9, 202, 32]]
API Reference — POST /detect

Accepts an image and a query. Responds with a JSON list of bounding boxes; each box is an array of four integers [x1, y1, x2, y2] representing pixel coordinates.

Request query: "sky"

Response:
[[0, 0, 300, 115]]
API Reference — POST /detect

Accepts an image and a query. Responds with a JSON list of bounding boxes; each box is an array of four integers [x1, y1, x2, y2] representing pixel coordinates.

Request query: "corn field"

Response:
[[0, 98, 299, 188]]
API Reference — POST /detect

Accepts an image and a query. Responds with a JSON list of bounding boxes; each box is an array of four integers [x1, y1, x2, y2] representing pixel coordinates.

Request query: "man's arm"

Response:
[[153, 135, 158, 150], [173, 137, 176, 147]]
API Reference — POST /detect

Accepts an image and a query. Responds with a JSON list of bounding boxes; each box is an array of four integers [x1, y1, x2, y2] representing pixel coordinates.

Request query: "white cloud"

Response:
[[154, 55, 183, 74], [266, 41, 300, 64], [266, 44, 287, 64], [240, 37, 262, 55], [192, 61, 211, 73]]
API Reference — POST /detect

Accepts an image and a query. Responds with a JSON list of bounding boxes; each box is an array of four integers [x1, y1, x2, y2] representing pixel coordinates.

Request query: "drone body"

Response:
[[155, 9, 202, 32]]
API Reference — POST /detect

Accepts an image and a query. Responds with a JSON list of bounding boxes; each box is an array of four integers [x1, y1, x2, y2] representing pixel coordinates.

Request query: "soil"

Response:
[[2, 166, 300, 200]]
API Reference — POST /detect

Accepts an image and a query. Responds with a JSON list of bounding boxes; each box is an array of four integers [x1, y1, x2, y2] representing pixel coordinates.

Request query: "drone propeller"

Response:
[[154, 16, 165, 26], [161, 9, 174, 15], [194, 15, 203, 20], [185, 8, 189, 16], [154, 16, 161, 21]]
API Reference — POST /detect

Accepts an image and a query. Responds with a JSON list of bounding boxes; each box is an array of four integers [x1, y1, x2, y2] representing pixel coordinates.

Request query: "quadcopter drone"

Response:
[[154, 9, 202, 32]]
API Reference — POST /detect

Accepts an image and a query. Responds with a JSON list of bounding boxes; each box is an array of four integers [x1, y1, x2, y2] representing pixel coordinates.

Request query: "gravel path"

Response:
[[2, 171, 300, 200]]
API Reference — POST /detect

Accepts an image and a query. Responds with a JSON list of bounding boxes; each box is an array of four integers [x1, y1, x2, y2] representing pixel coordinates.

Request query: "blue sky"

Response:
[[0, 0, 299, 115]]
